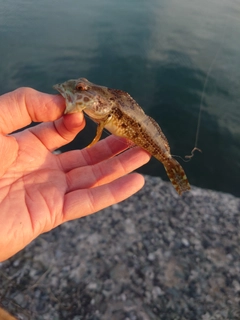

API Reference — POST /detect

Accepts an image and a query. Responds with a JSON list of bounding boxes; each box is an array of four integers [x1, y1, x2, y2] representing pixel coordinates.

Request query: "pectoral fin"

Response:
[[87, 118, 109, 148]]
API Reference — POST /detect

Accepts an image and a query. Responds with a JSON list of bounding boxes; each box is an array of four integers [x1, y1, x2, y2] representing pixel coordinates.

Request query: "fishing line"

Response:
[[185, 16, 227, 160]]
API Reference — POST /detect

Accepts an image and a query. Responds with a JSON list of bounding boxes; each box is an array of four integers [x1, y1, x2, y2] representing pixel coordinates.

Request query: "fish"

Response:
[[53, 78, 190, 195]]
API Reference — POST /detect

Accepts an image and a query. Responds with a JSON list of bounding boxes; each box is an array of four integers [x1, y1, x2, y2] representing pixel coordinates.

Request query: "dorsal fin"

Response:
[[108, 88, 145, 114], [148, 116, 169, 144]]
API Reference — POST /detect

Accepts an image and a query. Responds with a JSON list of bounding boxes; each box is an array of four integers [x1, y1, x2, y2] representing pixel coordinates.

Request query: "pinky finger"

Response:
[[62, 173, 144, 222]]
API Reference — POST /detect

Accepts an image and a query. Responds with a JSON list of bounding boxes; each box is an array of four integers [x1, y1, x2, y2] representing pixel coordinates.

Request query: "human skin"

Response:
[[0, 88, 150, 261]]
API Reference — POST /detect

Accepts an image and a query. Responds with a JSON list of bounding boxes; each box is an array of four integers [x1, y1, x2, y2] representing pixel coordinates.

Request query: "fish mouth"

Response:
[[53, 83, 74, 114], [53, 83, 70, 103], [53, 83, 65, 95]]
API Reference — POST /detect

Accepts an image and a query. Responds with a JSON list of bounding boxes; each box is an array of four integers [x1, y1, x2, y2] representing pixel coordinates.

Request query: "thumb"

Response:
[[0, 87, 66, 134]]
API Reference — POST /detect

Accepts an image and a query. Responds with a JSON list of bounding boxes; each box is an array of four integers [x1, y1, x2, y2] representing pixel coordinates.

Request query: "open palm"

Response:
[[0, 88, 150, 261]]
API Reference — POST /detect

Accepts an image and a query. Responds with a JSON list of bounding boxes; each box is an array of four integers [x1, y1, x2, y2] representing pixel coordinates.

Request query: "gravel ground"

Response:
[[0, 175, 240, 320]]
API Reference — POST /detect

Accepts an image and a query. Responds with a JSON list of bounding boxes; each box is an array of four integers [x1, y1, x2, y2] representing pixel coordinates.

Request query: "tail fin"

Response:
[[163, 157, 190, 195]]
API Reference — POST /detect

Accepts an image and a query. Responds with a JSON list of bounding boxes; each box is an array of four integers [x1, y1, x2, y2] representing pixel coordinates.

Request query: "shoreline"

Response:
[[1, 175, 240, 319]]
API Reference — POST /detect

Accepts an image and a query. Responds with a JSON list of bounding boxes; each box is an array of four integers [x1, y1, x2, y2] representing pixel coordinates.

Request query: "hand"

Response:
[[0, 88, 150, 261]]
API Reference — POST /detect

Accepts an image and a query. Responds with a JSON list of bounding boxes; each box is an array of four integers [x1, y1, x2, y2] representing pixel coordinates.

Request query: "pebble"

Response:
[[0, 175, 240, 319]]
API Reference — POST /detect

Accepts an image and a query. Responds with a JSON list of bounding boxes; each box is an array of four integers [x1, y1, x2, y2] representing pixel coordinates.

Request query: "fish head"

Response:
[[53, 78, 113, 119]]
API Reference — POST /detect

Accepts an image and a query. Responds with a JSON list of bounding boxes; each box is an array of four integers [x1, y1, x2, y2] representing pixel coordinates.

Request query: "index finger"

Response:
[[0, 87, 66, 134]]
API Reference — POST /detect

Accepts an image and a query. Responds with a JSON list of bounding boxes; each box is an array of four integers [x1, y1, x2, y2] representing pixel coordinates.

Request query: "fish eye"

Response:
[[76, 82, 89, 91]]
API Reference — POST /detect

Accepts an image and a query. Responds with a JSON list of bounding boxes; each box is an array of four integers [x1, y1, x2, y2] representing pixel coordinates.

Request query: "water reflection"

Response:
[[0, 0, 239, 195]]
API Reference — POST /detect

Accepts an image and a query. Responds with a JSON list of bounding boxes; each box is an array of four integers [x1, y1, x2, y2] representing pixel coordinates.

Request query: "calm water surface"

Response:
[[0, 0, 239, 196]]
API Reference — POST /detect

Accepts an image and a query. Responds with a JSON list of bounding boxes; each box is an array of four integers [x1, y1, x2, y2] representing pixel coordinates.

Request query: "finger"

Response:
[[0, 88, 66, 134], [66, 146, 150, 191], [57, 135, 131, 171], [63, 173, 144, 222], [0, 135, 18, 177], [28, 112, 85, 151]]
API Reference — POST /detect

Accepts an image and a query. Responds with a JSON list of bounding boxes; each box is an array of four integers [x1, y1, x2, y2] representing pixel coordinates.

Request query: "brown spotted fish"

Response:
[[54, 78, 190, 195]]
